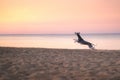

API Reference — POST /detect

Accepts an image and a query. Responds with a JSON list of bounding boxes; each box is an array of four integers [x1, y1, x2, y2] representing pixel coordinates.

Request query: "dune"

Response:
[[0, 47, 120, 80]]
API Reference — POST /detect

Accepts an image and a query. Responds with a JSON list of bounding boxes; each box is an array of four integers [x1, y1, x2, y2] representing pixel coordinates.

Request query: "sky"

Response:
[[0, 0, 120, 34]]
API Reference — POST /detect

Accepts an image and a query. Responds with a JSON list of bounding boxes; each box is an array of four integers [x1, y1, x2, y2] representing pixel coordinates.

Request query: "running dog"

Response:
[[74, 32, 95, 49]]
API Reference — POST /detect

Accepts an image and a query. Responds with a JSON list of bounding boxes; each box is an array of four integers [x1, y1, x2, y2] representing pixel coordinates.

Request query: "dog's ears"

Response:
[[75, 32, 80, 34]]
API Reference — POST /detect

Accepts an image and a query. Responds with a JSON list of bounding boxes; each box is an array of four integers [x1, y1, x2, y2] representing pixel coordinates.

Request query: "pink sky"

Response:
[[0, 0, 120, 34]]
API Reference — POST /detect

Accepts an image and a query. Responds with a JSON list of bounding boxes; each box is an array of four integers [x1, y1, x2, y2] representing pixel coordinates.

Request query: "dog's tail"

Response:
[[91, 43, 97, 50], [92, 43, 97, 46]]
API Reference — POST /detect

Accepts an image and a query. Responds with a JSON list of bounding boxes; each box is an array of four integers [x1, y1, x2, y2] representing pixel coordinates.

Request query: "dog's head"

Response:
[[75, 32, 80, 35]]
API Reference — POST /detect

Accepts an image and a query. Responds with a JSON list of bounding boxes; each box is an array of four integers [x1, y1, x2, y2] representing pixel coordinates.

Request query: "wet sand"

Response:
[[0, 47, 120, 80]]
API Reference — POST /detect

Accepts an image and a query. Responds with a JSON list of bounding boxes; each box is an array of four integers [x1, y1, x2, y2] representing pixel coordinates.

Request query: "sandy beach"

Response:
[[0, 47, 120, 80]]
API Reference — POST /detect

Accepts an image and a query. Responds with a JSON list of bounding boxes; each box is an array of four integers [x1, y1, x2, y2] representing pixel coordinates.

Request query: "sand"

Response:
[[0, 47, 120, 80]]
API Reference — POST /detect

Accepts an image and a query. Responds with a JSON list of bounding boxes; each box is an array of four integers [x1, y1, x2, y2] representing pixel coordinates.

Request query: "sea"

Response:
[[0, 33, 120, 50]]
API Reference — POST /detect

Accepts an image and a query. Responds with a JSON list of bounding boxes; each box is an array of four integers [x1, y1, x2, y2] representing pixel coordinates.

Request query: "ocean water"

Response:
[[0, 34, 120, 50]]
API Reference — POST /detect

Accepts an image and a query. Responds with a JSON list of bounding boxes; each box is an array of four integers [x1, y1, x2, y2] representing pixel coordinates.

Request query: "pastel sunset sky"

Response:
[[0, 0, 120, 34]]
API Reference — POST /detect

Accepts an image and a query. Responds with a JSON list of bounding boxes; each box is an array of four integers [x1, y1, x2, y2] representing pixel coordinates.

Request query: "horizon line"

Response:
[[0, 33, 120, 35]]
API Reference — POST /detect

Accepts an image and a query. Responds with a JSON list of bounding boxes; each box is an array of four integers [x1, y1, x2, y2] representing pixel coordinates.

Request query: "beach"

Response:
[[0, 47, 120, 80]]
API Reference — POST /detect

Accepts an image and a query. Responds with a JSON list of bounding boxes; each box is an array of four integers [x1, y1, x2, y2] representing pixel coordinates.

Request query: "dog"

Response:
[[74, 32, 95, 49]]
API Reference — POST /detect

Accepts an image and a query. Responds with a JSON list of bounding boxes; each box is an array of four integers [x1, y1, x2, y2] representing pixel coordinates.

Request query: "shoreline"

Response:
[[0, 46, 119, 51], [0, 47, 120, 80]]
